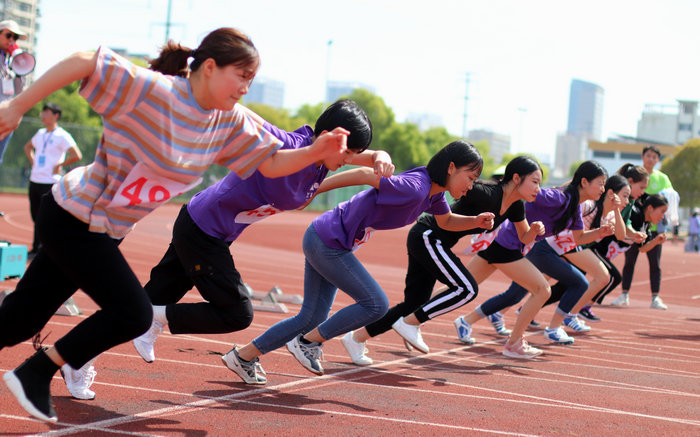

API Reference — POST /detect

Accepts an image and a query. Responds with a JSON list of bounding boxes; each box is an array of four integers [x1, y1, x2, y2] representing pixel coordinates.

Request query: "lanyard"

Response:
[[41, 130, 55, 154]]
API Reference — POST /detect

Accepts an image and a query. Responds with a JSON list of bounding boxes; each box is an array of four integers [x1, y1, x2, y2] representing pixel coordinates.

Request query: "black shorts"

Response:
[[477, 240, 523, 264]]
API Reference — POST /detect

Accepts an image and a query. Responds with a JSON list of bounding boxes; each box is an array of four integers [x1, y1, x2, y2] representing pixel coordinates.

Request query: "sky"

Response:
[[33, 0, 700, 164]]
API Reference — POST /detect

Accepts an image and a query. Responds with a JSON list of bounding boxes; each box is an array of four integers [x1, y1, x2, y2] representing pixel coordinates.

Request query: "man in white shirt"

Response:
[[23, 102, 82, 256]]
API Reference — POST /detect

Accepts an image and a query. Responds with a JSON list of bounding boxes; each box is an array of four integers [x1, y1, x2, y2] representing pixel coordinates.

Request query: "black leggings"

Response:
[[144, 205, 254, 335], [365, 223, 478, 337], [621, 233, 662, 294], [28, 182, 53, 252], [0, 195, 152, 369]]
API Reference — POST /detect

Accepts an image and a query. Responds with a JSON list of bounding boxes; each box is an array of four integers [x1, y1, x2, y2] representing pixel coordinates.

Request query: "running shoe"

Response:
[[562, 315, 591, 332], [221, 346, 267, 385], [503, 338, 543, 359], [610, 293, 629, 306], [61, 358, 97, 400], [286, 334, 324, 375], [453, 316, 476, 345], [650, 296, 668, 310], [487, 311, 511, 336], [341, 332, 373, 366], [578, 306, 601, 322], [133, 319, 163, 363], [544, 327, 575, 344], [392, 317, 429, 353], [3, 349, 58, 423]]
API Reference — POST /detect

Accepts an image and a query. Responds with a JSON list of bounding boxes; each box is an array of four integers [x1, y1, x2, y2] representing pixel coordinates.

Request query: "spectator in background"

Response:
[[0, 20, 26, 165], [23, 102, 82, 257], [686, 208, 700, 253]]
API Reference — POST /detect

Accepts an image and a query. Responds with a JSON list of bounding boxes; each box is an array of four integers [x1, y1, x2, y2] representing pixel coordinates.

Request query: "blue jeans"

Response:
[[252, 224, 389, 354], [479, 239, 589, 317]]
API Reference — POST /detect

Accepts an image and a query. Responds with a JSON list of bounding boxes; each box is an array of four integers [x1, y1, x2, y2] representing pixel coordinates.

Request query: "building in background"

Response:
[[405, 112, 444, 132], [246, 76, 285, 108], [587, 136, 676, 176], [467, 129, 511, 164], [636, 100, 699, 145], [554, 79, 605, 177], [0, 0, 39, 55], [326, 80, 375, 103]]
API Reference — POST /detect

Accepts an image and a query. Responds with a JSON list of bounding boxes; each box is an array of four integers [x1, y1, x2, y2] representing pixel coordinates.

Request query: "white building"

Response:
[[554, 133, 588, 177], [246, 77, 285, 108], [467, 129, 511, 164], [0, 0, 39, 55], [326, 80, 375, 103], [587, 138, 677, 177], [636, 100, 700, 145]]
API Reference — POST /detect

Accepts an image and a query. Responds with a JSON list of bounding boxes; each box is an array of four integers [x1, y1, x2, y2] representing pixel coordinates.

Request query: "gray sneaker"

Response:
[[221, 346, 267, 385], [286, 334, 324, 375]]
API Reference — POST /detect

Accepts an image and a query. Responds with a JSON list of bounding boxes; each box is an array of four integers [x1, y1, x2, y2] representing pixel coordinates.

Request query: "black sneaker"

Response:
[[579, 307, 601, 322], [3, 349, 58, 423], [528, 319, 541, 329]]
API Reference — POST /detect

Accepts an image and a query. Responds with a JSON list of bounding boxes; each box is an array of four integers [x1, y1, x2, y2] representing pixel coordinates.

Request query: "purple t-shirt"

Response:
[[312, 167, 450, 251], [496, 187, 584, 250], [187, 123, 329, 242]]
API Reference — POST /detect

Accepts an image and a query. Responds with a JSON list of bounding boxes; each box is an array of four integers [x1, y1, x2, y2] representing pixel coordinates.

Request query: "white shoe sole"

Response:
[[221, 353, 267, 385], [3, 371, 57, 423], [340, 335, 373, 366]]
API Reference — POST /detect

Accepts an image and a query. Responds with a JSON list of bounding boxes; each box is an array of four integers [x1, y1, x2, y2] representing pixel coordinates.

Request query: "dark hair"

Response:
[[314, 99, 372, 152], [500, 155, 542, 186], [426, 140, 483, 186], [589, 174, 629, 229], [42, 102, 62, 119], [642, 145, 661, 158], [149, 28, 259, 77], [553, 160, 607, 235], [642, 193, 668, 211], [617, 163, 648, 183]]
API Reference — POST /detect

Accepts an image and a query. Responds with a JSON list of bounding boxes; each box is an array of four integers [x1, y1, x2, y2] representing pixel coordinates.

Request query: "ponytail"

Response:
[[149, 27, 259, 78], [552, 160, 607, 234], [617, 163, 648, 183]]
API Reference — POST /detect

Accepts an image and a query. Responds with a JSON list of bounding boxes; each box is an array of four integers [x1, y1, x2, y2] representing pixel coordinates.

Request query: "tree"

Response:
[[294, 103, 325, 128], [661, 139, 700, 207], [344, 89, 395, 147], [568, 160, 585, 178], [379, 122, 429, 171], [423, 126, 457, 156]]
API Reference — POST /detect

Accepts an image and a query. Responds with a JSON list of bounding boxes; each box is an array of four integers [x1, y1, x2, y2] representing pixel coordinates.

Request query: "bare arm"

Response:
[[640, 233, 667, 252], [23, 140, 34, 166], [55, 145, 82, 174], [573, 222, 615, 245], [434, 211, 495, 232], [315, 167, 380, 195], [256, 127, 349, 178], [515, 219, 545, 245], [0, 51, 98, 138], [349, 150, 395, 179]]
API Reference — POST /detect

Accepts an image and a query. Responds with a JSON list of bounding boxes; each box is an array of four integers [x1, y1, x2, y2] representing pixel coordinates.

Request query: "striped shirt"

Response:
[[52, 47, 283, 238]]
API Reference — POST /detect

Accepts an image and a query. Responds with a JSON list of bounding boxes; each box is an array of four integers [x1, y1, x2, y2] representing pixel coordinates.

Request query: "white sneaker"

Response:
[[650, 296, 668, 310], [341, 332, 373, 366], [402, 339, 414, 351], [286, 334, 324, 375], [610, 294, 629, 306], [133, 319, 163, 363], [221, 346, 267, 385], [544, 326, 575, 344], [503, 338, 543, 359], [391, 317, 429, 353], [60, 358, 97, 400]]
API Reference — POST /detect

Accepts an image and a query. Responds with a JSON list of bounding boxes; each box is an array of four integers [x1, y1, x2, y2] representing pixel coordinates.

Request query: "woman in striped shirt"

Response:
[[0, 27, 347, 423]]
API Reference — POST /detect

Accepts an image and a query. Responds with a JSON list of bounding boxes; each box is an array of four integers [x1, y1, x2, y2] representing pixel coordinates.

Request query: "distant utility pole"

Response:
[[462, 72, 472, 138], [153, 0, 184, 44], [325, 40, 333, 102]]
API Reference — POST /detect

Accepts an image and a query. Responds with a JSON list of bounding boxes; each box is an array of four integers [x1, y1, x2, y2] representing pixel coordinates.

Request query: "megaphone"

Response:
[[7, 42, 35, 76]]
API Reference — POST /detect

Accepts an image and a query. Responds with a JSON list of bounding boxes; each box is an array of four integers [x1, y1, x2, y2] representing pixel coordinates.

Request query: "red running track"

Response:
[[1, 193, 699, 436]]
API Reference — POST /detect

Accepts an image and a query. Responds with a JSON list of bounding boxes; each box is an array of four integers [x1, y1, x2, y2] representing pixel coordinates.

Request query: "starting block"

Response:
[[0, 242, 27, 280], [0, 289, 81, 316], [244, 283, 303, 313]]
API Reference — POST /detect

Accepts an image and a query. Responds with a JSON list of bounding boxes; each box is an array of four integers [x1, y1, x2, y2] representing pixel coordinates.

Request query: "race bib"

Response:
[[545, 231, 577, 256], [521, 241, 535, 256], [605, 241, 629, 260], [462, 229, 499, 255], [234, 204, 283, 225], [352, 227, 375, 252], [109, 162, 202, 208]]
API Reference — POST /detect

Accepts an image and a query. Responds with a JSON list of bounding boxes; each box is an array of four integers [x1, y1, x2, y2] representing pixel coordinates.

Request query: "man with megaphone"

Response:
[[0, 19, 30, 167]]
